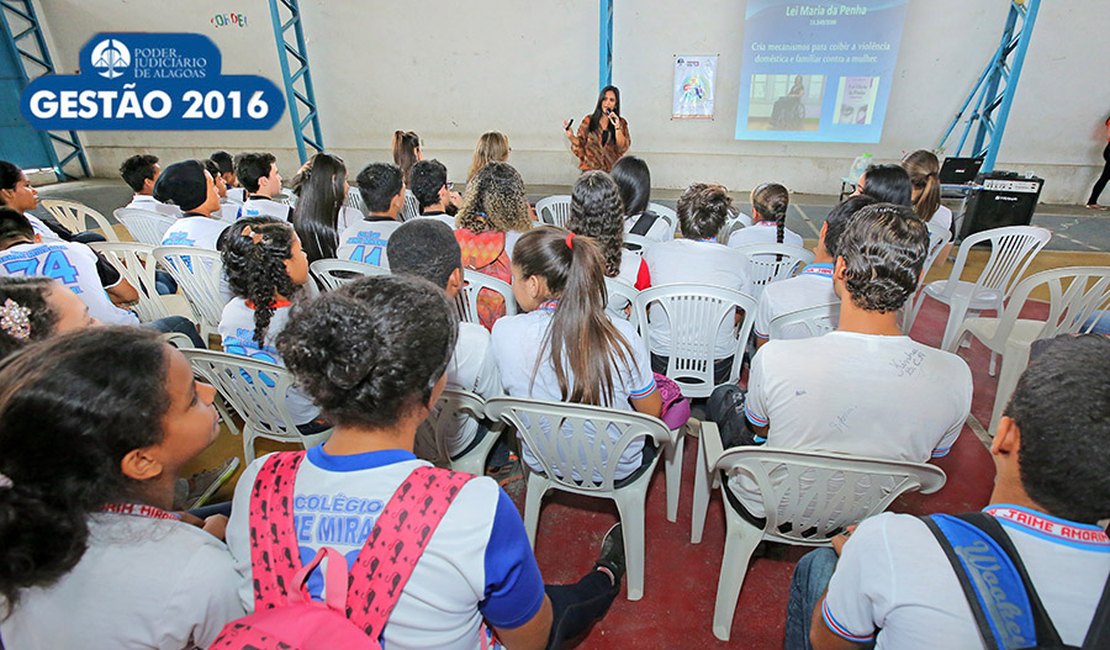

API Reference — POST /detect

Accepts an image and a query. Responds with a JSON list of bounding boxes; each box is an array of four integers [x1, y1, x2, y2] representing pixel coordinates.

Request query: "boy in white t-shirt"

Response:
[[789, 335, 1110, 650], [336, 162, 405, 268], [119, 154, 181, 217], [154, 160, 229, 250], [235, 152, 293, 221], [410, 159, 461, 227], [386, 219, 502, 456]]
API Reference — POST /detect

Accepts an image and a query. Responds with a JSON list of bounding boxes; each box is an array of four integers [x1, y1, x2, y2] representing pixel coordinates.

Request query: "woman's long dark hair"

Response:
[[567, 171, 624, 277], [290, 153, 345, 261], [0, 328, 170, 615], [611, 156, 651, 217], [861, 164, 913, 207], [588, 85, 621, 133], [220, 217, 300, 346], [513, 226, 637, 407], [392, 130, 421, 186]]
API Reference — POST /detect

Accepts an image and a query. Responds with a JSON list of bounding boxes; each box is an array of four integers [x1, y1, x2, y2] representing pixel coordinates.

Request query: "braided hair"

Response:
[[751, 182, 790, 244], [219, 216, 300, 347]]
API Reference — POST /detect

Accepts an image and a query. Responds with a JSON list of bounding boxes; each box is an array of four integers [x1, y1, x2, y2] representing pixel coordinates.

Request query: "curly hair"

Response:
[[276, 275, 458, 429], [219, 217, 300, 346], [0, 277, 59, 361], [0, 327, 170, 614], [677, 183, 732, 240], [455, 161, 532, 235], [567, 171, 624, 277], [837, 203, 928, 313]]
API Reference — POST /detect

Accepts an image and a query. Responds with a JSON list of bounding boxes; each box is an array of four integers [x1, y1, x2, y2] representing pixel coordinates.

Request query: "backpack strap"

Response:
[[248, 451, 307, 610], [630, 211, 659, 236], [1083, 574, 1110, 649], [345, 466, 475, 638]]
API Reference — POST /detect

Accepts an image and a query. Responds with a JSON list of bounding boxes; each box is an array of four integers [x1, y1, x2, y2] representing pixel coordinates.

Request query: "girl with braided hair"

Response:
[[727, 182, 804, 249], [566, 170, 651, 290]]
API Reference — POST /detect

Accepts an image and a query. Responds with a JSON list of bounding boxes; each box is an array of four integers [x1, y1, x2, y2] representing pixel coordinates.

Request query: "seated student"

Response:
[[642, 183, 750, 382], [854, 163, 913, 206], [210, 150, 243, 202], [219, 217, 326, 433], [708, 204, 972, 516], [611, 155, 673, 243], [0, 160, 101, 244], [567, 170, 651, 290], [410, 158, 461, 227], [790, 334, 1110, 650], [726, 182, 804, 249], [492, 227, 662, 481], [386, 219, 502, 456], [235, 152, 292, 221], [392, 129, 423, 220], [0, 208, 138, 325], [119, 154, 181, 217], [0, 275, 92, 358], [467, 130, 511, 185], [288, 152, 357, 262], [752, 195, 875, 347], [204, 158, 242, 224], [336, 162, 405, 267], [902, 150, 952, 232], [155, 159, 230, 250], [0, 328, 244, 647], [226, 274, 625, 648]]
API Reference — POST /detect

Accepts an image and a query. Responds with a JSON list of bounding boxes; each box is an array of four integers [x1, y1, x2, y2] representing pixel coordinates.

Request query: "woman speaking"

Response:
[[564, 85, 630, 172]]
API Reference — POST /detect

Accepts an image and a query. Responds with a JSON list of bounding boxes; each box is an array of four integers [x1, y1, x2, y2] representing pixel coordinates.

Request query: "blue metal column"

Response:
[[937, 0, 1040, 173], [0, 0, 89, 180], [599, 0, 612, 90], [267, 0, 324, 164]]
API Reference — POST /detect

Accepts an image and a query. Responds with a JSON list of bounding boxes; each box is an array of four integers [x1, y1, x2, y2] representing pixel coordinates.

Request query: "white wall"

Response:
[[33, 0, 1110, 203]]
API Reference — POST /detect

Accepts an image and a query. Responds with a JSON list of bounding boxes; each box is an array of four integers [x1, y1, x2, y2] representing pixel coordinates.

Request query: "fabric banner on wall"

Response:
[[734, 0, 908, 143], [672, 55, 718, 119]]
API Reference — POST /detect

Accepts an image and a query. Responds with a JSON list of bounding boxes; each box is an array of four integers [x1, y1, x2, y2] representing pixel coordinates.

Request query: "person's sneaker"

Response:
[[185, 457, 241, 510], [594, 523, 626, 587], [488, 453, 524, 487]]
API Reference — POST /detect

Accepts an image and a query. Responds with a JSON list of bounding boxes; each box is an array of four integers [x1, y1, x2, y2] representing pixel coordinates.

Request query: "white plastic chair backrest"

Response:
[[716, 447, 946, 544], [182, 349, 302, 440], [604, 277, 640, 328], [941, 226, 1051, 300], [345, 187, 367, 216], [633, 283, 758, 395], [309, 258, 390, 292], [733, 243, 814, 292], [768, 302, 840, 341], [536, 195, 572, 227], [40, 199, 119, 241], [921, 221, 953, 276], [88, 241, 169, 322], [401, 190, 420, 222], [622, 233, 654, 253], [160, 331, 197, 349], [153, 246, 225, 331], [113, 207, 179, 245], [718, 211, 752, 244], [648, 202, 678, 235], [414, 388, 486, 468], [484, 396, 671, 492], [456, 269, 516, 325], [984, 266, 1110, 345]]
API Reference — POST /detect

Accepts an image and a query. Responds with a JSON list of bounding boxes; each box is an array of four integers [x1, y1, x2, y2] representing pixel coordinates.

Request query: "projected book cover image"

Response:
[[834, 76, 880, 125], [746, 74, 824, 131]]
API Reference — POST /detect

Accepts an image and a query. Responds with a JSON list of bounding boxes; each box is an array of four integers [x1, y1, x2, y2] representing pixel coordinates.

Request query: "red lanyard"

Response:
[[101, 502, 181, 521]]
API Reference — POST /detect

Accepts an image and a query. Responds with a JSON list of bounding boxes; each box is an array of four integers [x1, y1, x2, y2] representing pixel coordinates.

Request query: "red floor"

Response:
[[509, 296, 1045, 648]]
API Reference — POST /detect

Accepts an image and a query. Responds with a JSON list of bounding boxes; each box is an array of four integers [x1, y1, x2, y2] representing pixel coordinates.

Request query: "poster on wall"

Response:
[[734, 0, 908, 143], [672, 55, 718, 119]]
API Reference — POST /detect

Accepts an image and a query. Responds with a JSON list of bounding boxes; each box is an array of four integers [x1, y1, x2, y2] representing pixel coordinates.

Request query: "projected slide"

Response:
[[735, 1, 908, 143]]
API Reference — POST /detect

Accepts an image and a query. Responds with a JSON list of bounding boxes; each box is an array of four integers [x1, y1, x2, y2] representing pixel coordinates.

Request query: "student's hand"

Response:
[[831, 525, 857, 556], [448, 190, 462, 207], [203, 514, 229, 541]]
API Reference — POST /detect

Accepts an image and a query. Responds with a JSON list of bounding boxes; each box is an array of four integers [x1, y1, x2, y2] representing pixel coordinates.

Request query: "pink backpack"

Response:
[[210, 452, 474, 649]]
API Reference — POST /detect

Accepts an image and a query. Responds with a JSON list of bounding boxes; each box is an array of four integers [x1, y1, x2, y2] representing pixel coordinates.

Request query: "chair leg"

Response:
[[989, 350, 998, 377], [663, 431, 685, 523], [989, 344, 1031, 435], [242, 427, 257, 465], [614, 491, 648, 601], [522, 471, 547, 549], [712, 517, 763, 641], [691, 438, 711, 544], [940, 301, 973, 352]]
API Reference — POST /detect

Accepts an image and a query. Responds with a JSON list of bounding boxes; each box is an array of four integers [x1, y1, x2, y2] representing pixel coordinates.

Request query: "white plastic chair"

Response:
[[309, 258, 390, 292], [88, 241, 171, 322], [456, 269, 517, 326], [154, 246, 225, 341], [733, 243, 814, 298], [113, 207, 179, 246], [622, 233, 654, 253], [767, 301, 839, 341], [345, 187, 366, 215], [401, 190, 420, 222], [900, 222, 955, 333], [634, 284, 758, 398], [648, 202, 678, 236], [718, 211, 753, 244], [162, 333, 241, 438], [183, 349, 331, 464], [415, 388, 502, 476], [903, 225, 1051, 350], [691, 422, 946, 641], [484, 396, 684, 601], [40, 199, 120, 241], [604, 277, 640, 329], [950, 266, 1110, 434], [535, 195, 572, 227]]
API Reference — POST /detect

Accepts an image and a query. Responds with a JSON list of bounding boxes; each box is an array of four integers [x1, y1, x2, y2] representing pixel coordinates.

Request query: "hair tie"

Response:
[[0, 472, 12, 489], [566, 232, 576, 249], [0, 298, 32, 341], [240, 225, 264, 244]]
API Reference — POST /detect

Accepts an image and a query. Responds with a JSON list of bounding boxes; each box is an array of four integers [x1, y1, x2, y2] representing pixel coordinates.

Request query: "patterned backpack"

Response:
[[209, 452, 474, 649]]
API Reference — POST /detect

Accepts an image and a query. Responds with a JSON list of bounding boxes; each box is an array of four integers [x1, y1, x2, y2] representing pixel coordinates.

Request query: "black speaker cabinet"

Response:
[[959, 171, 1044, 240]]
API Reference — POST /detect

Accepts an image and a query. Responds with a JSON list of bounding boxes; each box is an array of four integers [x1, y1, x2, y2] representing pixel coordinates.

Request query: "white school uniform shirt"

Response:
[[219, 297, 321, 425], [417, 211, 458, 228], [337, 204, 365, 232], [0, 240, 138, 325], [217, 200, 241, 224], [0, 512, 243, 649], [821, 506, 1110, 649], [125, 193, 183, 218], [226, 448, 546, 650], [490, 303, 656, 480], [239, 195, 293, 222], [445, 321, 503, 455], [641, 238, 751, 358], [751, 262, 838, 340], [225, 187, 247, 203], [929, 204, 953, 234], [622, 212, 673, 243], [726, 220, 804, 249], [160, 215, 229, 250], [336, 216, 404, 267], [735, 331, 972, 515]]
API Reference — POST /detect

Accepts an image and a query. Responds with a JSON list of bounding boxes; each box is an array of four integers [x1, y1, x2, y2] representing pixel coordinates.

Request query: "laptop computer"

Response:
[[939, 157, 984, 184]]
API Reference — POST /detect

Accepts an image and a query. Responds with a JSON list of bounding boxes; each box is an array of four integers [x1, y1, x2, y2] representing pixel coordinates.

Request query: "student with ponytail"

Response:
[[492, 226, 662, 480], [902, 149, 953, 233], [727, 182, 803, 248]]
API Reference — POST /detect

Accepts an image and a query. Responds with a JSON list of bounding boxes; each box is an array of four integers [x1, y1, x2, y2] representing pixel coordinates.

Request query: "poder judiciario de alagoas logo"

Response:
[[21, 33, 285, 130]]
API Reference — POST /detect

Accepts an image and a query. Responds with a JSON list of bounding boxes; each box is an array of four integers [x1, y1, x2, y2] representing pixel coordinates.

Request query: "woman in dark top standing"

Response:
[[1086, 115, 1110, 209], [564, 85, 631, 172]]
